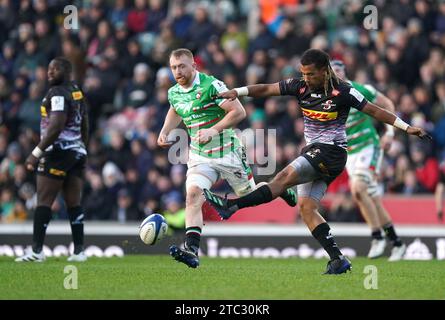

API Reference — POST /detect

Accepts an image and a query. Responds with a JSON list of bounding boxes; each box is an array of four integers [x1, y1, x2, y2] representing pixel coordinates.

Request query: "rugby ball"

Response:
[[139, 213, 168, 245]]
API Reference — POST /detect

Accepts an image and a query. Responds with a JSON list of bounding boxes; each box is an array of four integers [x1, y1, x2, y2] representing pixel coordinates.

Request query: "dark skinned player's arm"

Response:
[[361, 102, 431, 139], [37, 112, 67, 151], [217, 83, 281, 100]]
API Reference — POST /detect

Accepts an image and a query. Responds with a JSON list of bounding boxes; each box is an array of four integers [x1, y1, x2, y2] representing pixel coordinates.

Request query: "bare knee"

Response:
[[298, 198, 318, 218], [186, 186, 205, 208], [351, 179, 368, 202]]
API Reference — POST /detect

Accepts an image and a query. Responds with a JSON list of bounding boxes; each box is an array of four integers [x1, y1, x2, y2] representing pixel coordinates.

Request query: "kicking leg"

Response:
[[256, 181, 297, 207], [204, 156, 316, 219], [204, 165, 299, 219]]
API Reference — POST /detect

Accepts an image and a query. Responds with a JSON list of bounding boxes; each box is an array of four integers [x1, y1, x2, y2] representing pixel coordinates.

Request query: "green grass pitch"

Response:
[[0, 255, 443, 300]]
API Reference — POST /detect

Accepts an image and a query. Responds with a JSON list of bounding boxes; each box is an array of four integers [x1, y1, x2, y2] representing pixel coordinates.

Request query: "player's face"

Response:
[[47, 60, 65, 85], [332, 65, 346, 81], [300, 64, 326, 90], [169, 54, 196, 87]]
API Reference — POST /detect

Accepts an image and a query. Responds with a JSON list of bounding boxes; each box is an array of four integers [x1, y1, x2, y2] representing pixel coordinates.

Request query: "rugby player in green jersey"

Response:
[[158, 49, 296, 268], [331, 60, 406, 261]]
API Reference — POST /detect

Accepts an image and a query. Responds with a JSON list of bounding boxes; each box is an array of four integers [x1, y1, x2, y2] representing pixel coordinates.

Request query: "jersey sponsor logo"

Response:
[[318, 162, 329, 174], [211, 80, 228, 93], [49, 168, 67, 177], [322, 100, 336, 110], [72, 91, 83, 100], [40, 106, 47, 117], [311, 93, 322, 98], [299, 87, 306, 94], [301, 107, 338, 121], [349, 88, 365, 102], [51, 96, 65, 111], [233, 170, 243, 179]]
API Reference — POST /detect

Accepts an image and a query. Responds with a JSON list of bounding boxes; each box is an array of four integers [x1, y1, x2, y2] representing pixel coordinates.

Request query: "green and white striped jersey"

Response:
[[168, 72, 241, 158], [346, 81, 380, 154]]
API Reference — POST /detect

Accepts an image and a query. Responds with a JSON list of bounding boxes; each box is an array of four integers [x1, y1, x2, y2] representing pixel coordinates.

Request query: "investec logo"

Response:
[[0, 244, 124, 257], [301, 107, 338, 121], [202, 238, 356, 258]]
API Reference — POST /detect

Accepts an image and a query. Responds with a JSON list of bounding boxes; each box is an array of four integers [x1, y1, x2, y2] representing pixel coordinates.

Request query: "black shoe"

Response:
[[169, 245, 200, 268], [203, 189, 236, 220], [324, 256, 352, 275]]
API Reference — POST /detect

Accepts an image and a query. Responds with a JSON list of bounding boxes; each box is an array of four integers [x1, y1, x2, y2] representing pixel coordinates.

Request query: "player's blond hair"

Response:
[[170, 48, 194, 60]]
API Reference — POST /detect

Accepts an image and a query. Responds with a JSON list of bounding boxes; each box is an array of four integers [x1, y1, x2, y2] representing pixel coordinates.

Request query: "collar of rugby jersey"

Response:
[[179, 71, 200, 92]]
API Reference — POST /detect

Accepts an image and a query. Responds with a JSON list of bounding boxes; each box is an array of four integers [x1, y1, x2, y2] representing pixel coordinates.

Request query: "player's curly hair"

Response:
[[53, 57, 72, 74], [301, 49, 339, 95]]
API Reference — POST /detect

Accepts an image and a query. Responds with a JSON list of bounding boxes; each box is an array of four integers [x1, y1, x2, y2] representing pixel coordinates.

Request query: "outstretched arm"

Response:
[[217, 83, 281, 100], [374, 92, 396, 150], [158, 107, 183, 148], [361, 102, 431, 139]]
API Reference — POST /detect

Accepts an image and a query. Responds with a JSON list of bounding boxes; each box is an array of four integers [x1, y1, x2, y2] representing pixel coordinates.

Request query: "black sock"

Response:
[[227, 185, 274, 210], [371, 229, 383, 240], [185, 226, 201, 255], [312, 223, 342, 260], [68, 206, 85, 254], [32, 206, 52, 253], [383, 223, 402, 247]]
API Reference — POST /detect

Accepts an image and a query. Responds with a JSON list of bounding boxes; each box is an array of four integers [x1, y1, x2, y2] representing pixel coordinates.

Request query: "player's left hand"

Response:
[[25, 154, 39, 171], [380, 133, 393, 152], [406, 126, 432, 140], [195, 128, 219, 144]]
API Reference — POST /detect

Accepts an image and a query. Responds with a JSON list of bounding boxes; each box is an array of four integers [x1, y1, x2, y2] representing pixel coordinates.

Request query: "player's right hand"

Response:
[[406, 126, 432, 140], [217, 89, 238, 101], [25, 154, 38, 171], [157, 133, 172, 148]]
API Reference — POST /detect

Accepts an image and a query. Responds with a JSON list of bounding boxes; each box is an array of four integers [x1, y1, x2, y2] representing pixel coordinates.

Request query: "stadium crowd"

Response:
[[0, 0, 444, 224]]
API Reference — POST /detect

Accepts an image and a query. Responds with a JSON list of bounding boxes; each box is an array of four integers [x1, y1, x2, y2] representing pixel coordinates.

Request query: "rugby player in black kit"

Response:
[[204, 49, 431, 274], [16, 57, 89, 262]]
